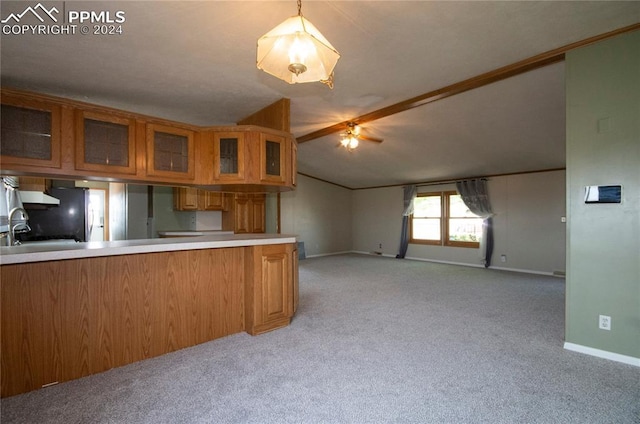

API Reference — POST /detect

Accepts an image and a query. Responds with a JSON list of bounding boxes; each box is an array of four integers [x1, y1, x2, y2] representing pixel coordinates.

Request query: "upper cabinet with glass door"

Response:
[[75, 110, 137, 175], [146, 123, 195, 180], [260, 133, 286, 184], [1, 89, 296, 191], [209, 127, 295, 189], [0, 92, 62, 170], [213, 132, 245, 183]]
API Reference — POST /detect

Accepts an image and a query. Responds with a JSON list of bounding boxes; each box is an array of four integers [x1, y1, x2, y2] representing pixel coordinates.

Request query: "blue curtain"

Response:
[[456, 179, 494, 267], [396, 185, 417, 259]]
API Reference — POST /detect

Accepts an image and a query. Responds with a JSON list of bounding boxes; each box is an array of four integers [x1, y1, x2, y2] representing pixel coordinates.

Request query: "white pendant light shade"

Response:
[[257, 14, 340, 85]]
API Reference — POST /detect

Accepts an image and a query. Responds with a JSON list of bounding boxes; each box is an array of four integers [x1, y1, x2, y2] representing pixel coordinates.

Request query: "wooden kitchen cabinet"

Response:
[[173, 187, 199, 210], [260, 132, 286, 184], [17, 177, 51, 192], [213, 131, 245, 182], [146, 123, 195, 180], [222, 193, 265, 233], [201, 190, 226, 210], [1, 240, 297, 397], [0, 92, 62, 169], [75, 110, 137, 175], [1, 89, 297, 192], [245, 243, 296, 335], [209, 127, 296, 189], [173, 187, 227, 211]]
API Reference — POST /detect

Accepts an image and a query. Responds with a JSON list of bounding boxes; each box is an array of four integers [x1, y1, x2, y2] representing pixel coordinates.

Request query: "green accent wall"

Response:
[[565, 30, 640, 358]]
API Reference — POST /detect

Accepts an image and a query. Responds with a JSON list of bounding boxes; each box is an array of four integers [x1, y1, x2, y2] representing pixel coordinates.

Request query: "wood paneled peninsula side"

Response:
[[0, 234, 299, 398]]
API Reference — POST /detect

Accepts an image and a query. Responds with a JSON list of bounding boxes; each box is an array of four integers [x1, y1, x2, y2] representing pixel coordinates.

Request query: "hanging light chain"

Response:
[[297, 0, 302, 16]]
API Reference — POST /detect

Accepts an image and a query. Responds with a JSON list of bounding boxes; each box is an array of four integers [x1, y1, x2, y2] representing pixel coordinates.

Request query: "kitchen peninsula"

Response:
[[0, 234, 299, 398]]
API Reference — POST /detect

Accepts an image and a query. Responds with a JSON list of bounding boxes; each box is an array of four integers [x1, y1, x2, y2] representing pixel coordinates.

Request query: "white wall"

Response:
[[351, 170, 566, 274], [194, 211, 222, 231], [280, 174, 352, 257]]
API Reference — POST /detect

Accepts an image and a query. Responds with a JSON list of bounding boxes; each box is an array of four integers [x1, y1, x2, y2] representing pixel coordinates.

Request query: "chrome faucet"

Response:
[[8, 207, 29, 246]]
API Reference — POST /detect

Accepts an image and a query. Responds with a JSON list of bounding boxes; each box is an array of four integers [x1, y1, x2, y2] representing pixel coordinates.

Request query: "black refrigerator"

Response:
[[21, 187, 91, 242]]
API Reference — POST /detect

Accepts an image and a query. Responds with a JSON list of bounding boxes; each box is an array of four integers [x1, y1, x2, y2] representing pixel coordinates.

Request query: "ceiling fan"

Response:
[[339, 122, 383, 151]]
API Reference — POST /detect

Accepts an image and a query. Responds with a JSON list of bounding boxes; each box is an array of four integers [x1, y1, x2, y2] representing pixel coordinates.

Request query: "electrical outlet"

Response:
[[500, 254, 506, 263], [378, 243, 382, 249], [599, 315, 611, 330]]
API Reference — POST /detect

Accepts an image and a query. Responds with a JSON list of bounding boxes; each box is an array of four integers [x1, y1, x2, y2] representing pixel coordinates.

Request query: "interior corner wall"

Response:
[[351, 170, 566, 274], [351, 185, 404, 257], [280, 174, 352, 257], [565, 31, 639, 360]]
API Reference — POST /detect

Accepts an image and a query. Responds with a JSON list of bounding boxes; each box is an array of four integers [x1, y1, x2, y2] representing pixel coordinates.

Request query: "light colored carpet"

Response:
[[2, 253, 639, 423]]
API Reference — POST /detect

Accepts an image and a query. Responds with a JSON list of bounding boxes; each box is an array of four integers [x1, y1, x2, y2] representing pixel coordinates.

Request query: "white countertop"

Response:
[[158, 230, 235, 237], [0, 234, 297, 265]]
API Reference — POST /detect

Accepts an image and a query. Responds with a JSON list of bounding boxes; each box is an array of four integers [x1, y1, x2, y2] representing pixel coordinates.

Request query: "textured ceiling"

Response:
[[1, 1, 639, 189]]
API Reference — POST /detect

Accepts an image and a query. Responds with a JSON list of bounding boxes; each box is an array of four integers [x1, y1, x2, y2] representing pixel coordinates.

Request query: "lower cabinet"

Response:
[[245, 243, 297, 335], [0, 241, 298, 397]]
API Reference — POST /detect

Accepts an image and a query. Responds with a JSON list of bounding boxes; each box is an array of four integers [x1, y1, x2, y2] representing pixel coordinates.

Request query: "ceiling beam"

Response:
[[296, 22, 640, 144]]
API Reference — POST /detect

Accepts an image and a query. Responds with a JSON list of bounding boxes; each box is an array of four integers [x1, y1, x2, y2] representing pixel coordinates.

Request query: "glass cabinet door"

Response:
[[146, 123, 195, 180], [75, 110, 136, 174], [214, 132, 245, 181], [260, 133, 285, 183], [0, 95, 61, 169]]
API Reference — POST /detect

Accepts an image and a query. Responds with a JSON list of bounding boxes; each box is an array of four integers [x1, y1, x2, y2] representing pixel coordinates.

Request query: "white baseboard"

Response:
[[351, 252, 545, 273], [489, 265, 556, 277], [564, 342, 640, 367], [351, 250, 397, 258], [305, 251, 353, 259], [404, 255, 485, 269]]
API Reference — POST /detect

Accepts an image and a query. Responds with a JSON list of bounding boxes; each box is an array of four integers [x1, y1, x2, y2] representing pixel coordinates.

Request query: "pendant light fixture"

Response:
[[257, 0, 340, 88]]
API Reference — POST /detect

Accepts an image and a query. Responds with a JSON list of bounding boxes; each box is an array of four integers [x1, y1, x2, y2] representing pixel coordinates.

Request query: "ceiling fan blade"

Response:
[[359, 134, 384, 143]]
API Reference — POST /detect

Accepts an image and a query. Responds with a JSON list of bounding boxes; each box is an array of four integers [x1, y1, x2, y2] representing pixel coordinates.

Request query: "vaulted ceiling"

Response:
[[2, 1, 638, 189]]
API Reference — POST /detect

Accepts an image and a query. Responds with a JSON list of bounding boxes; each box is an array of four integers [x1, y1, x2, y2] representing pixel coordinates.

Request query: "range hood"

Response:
[[19, 191, 60, 205]]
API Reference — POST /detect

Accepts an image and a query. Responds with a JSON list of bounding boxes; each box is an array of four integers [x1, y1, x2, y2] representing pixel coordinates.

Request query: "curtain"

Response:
[[456, 179, 494, 267], [396, 185, 417, 259]]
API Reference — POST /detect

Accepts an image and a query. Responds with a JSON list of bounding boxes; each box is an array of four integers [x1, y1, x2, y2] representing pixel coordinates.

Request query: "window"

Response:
[[410, 191, 483, 248]]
